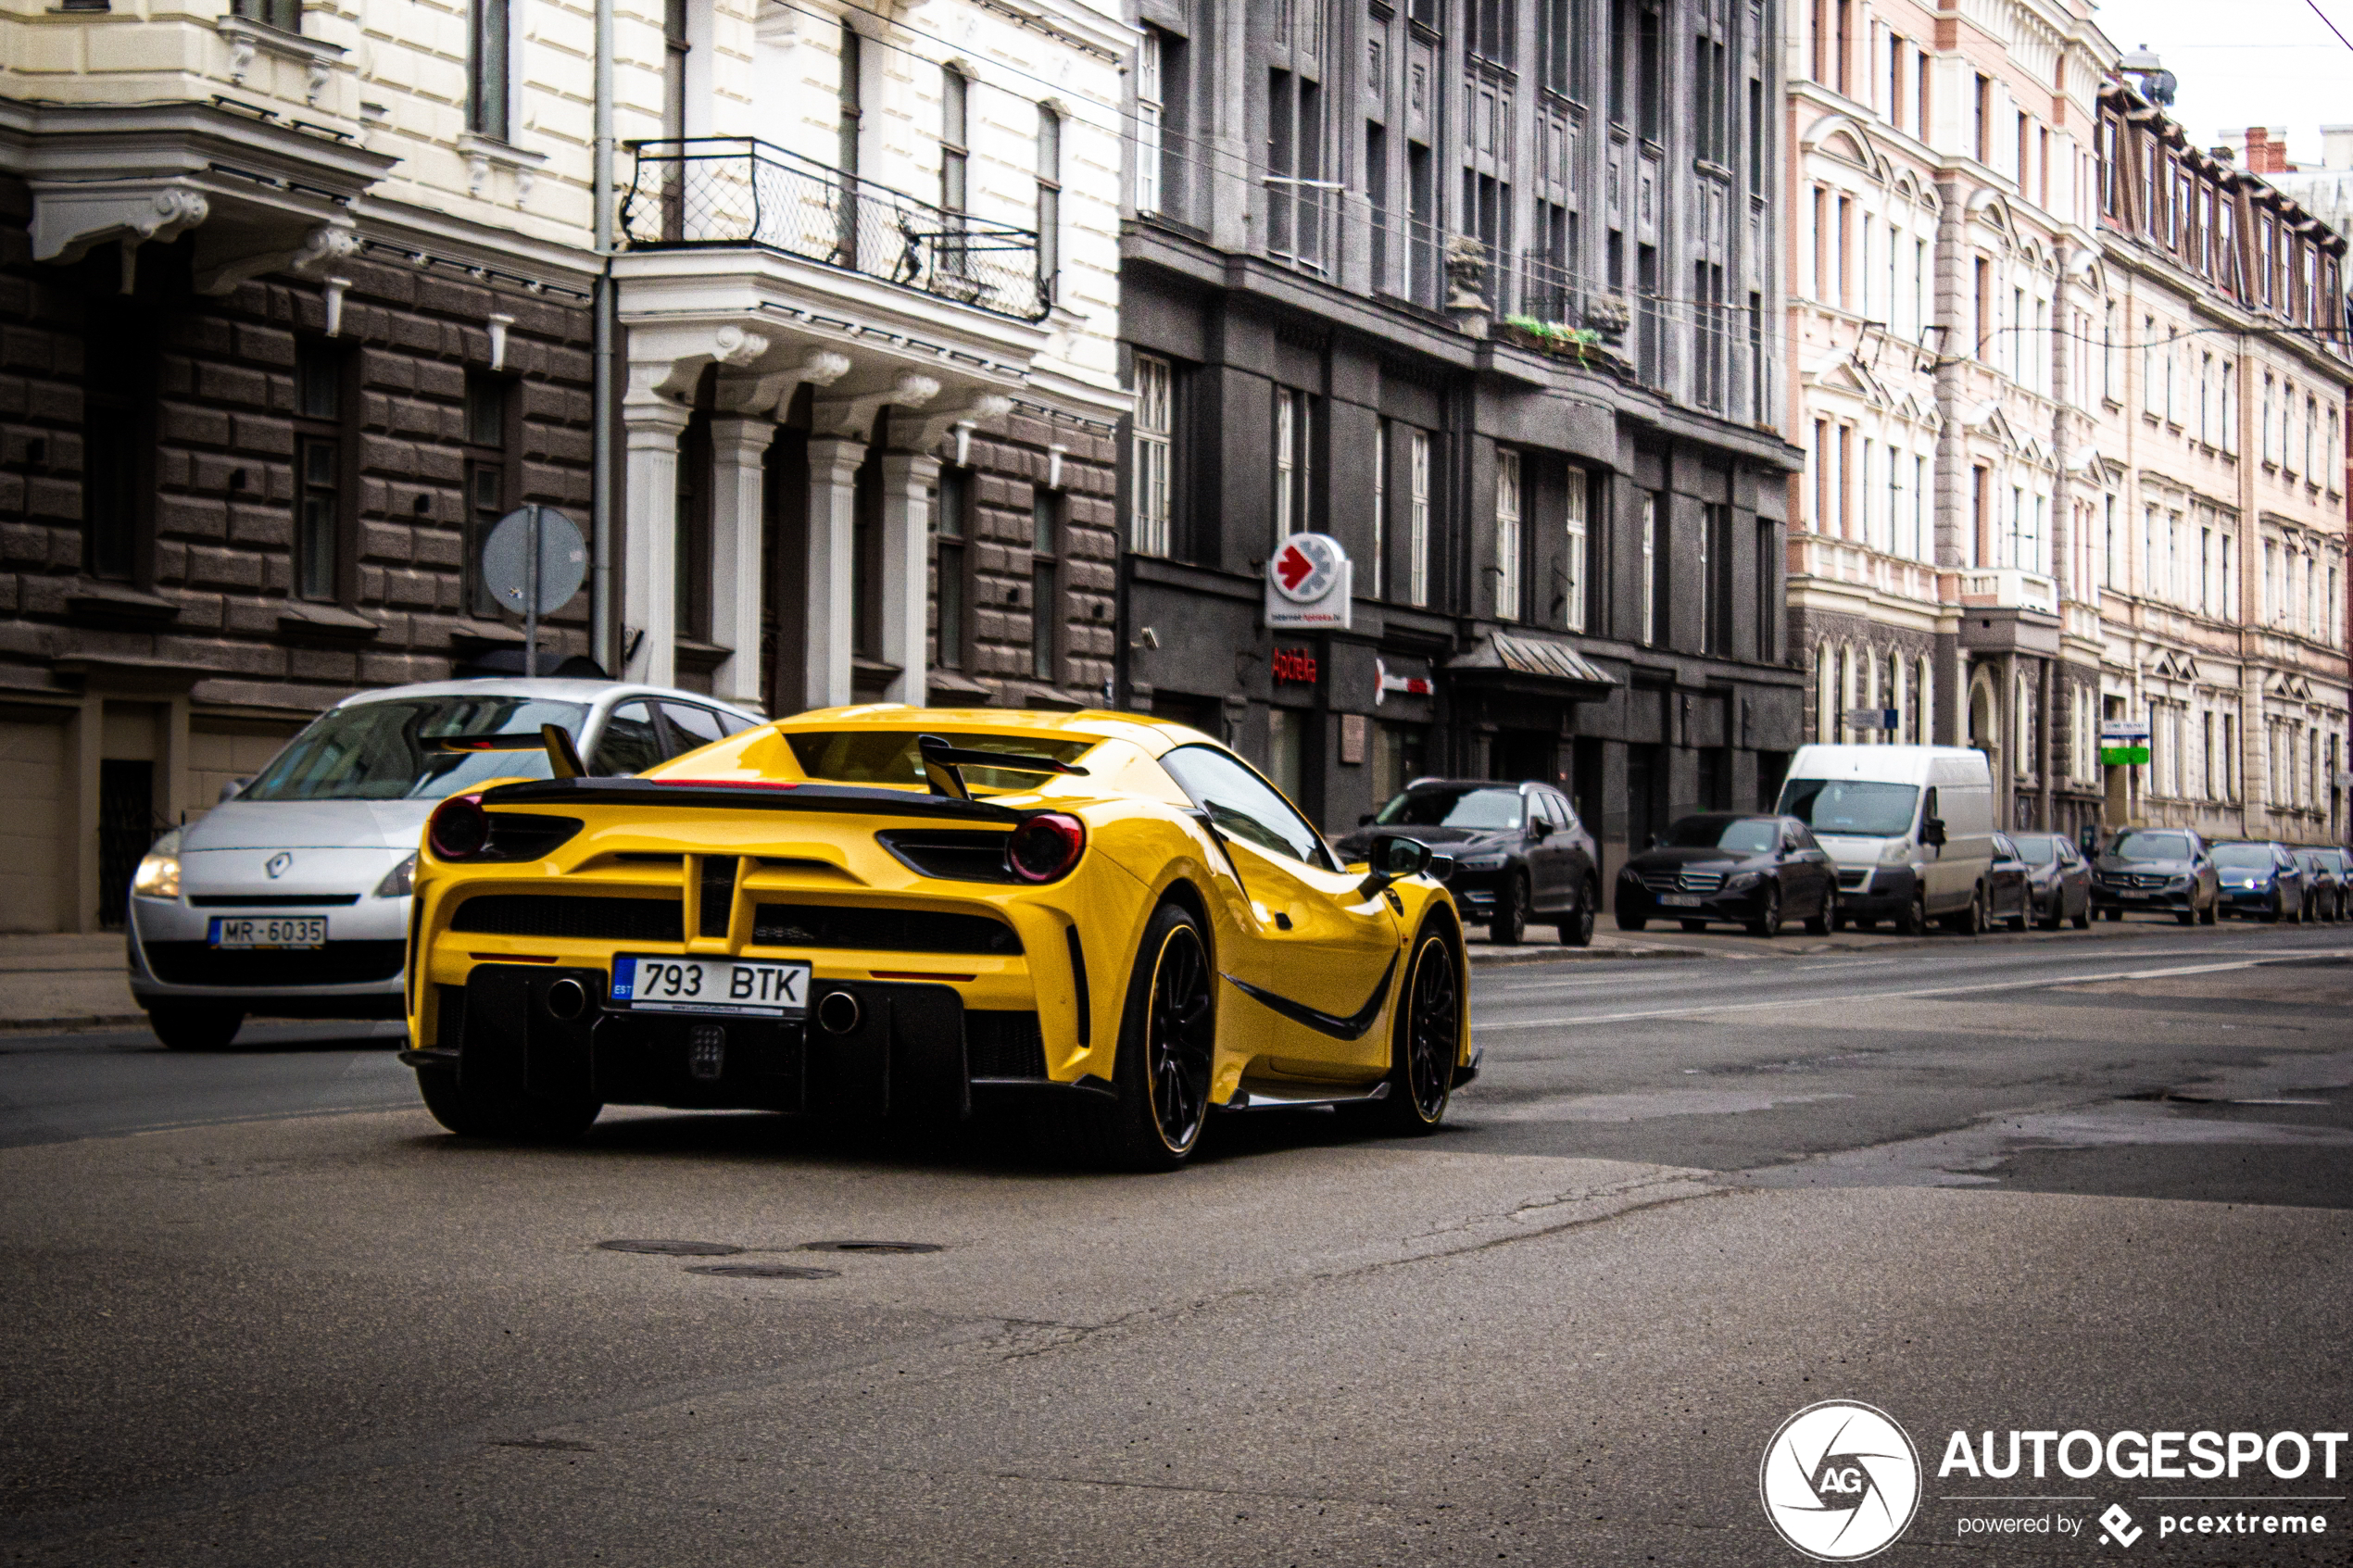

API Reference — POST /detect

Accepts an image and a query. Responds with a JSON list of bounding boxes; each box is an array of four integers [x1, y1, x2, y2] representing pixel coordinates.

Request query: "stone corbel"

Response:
[[897, 393, 1015, 458], [456, 133, 550, 207], [214, 15, 346, 106], [714, 349, 852, 420], [813, 373, 944, 443], [193, 220, 361, 297], [31, 184, 209, 270], [629, 323, 771, 410]]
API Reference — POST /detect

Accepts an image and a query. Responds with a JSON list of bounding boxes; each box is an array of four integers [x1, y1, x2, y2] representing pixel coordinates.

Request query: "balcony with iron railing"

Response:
[[621, 138, 1050, 323]]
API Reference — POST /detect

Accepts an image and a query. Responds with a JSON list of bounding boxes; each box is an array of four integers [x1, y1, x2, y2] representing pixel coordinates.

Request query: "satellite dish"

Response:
[[480, 506, 588, 678]]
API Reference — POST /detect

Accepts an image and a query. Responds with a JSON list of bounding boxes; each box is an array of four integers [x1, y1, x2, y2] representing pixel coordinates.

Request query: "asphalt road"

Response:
[[3, 919, 2348, 1566]]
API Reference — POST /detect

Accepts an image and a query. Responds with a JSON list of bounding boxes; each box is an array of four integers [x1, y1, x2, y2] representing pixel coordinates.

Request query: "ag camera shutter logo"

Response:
[[1760, 1400, 1922, 1561]]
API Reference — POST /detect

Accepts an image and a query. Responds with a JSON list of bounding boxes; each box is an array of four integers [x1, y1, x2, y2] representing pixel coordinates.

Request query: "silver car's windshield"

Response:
[[241, 696, 588, 801]]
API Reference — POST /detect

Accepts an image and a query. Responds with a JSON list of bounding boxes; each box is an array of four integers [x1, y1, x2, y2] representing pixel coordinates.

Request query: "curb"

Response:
[[0, 1012, 150, 1035]]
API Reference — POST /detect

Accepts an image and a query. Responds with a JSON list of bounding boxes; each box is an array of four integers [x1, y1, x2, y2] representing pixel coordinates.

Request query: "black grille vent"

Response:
[[965, 1011, 1047, 1078], [189, 894, 361, 908], [145, 941, 407, 986], [699, 856, 738, 937], [875, 830, 1014, 883], [751, 902, 1019, 955], [451, 895, 683, 942]]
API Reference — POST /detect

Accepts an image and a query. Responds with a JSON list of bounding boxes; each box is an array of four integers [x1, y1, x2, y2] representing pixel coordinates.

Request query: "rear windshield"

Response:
[[242, 696, 587, 801], [786, 731, 1094, 794], [2110, 831, 2193, 862], [1664, 817, 1779, 853], [1374, 786, 1522, 829], [2212, 844, 2277, 869], [2011, 834, 2058, 865], [1775, 779, 1919, 837]]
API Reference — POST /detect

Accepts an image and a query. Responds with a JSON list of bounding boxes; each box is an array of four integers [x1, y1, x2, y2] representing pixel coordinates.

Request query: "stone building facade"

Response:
[[1780, 0, 2115, 838], [1117, 0, 1805, 872], [2087, 80, 2351, 843]]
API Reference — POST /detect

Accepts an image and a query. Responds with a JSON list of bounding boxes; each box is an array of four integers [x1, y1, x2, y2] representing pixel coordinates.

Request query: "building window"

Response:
[[1639, 491, 1659, 646], [462, 372, 511, 617], [1031, 488, 1061, 683], [1266, 69, 1327, 270], [1036, 105, 1062, 299], [935, 466, 969, 670], [1130, 355, 1172, 556], [837, 27, 863, 260], [1408, 430, 1431, 608], [1371, 419, 1388, 600], [82, 300, 151, 583], [1703, 502, 1732, 655], [1273, 387, 1314, 544], [1493, 450, 1522, 622], [941, 66, 970, 272], [232, 0, 301, 30], [1756, 517, 1778, 661], [1136, 30, 1164, 215], [294, 338, 346, 603], [676, 415, 712, 643], [1563, 465, 1588, 633], [467, 0, 510, 142]]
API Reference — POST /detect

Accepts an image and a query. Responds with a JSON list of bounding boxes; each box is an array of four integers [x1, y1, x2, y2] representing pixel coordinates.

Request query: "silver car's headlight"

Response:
[[374, 852, 416, 899], [132, 829, 182, 900], [1878, 841, 1912, 863]]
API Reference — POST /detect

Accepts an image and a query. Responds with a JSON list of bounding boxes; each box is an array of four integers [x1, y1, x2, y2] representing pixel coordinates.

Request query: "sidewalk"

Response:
[[0, 934, 143, 1031], [1463, 909, 2196, 966]]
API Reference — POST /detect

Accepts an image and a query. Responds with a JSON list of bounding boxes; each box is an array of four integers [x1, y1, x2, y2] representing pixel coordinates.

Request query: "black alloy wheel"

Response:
[[1805, 888, 1835, 936], [1557, 882, 1597, 947], [1363, 929, 1460, 1135], [1491, 873, 1529, 947], [1748, 884, 1782, 939], [1082, 902, 1217, 1171]]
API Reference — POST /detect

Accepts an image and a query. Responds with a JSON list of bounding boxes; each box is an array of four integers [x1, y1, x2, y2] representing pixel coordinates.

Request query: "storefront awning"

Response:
[[1444, 632, 1618, 699]]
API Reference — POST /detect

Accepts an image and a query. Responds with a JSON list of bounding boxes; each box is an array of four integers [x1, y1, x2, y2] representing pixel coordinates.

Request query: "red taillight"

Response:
[[427, 794, 491, 860], [1007, 812, 1086, 883]]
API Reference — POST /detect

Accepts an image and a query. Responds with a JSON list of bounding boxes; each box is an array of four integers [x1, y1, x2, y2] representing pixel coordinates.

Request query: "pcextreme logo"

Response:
[[1760, 1400, 1924, 1562]]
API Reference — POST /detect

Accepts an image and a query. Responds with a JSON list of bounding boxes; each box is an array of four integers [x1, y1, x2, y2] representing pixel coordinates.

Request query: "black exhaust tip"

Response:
[[816, 990, 862, 1035], [545, 977, 587, 1021]]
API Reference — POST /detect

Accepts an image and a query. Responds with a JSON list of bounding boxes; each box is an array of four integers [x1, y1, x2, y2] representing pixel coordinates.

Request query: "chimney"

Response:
[[2244, 127, 2292, 175], [2323, 124, 2353, 169]]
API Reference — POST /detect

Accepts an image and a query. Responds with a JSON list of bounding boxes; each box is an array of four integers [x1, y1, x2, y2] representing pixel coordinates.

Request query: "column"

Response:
[[804, 436, 866, 710], [622, 370, 693, 689], [876, 450, 939, 707], [707, 416, 774, 709]]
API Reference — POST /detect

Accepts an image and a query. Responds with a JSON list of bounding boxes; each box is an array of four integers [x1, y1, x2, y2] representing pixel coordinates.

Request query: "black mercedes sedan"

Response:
[[1614, 813, 1838, 938], [2092, 828, 2220, 924], [1337, 779, 1600, 947]]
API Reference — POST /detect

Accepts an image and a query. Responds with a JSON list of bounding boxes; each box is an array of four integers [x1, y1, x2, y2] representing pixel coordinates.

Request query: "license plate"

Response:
[[208, 915, 327, 949], [610, 954, 811, 1018], [1660, 894, 1705, 908]]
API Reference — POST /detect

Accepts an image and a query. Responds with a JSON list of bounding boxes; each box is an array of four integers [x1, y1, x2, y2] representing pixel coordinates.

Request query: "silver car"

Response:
[[125, 678, 766, 1049]]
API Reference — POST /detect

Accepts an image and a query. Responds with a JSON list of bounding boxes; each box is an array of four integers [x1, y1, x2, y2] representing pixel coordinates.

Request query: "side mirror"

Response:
[[219, 778, 250, 803], [1530, 820, 1552, 841], [1356, 832, 1433, 897], [1358, 813, 1375, 826], [1921, 816, 1947, 848]]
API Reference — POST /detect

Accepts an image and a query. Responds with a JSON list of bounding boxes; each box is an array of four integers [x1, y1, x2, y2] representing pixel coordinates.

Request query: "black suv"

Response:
[[1337, 780, 1600, 947]]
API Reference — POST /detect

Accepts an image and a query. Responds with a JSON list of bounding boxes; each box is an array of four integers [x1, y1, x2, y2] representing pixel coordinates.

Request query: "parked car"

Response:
[[1614, 813, 1838, 938], [1774, 744, 1996, 935], [126, 678, 767, 1049], [2212, 841, 2310, 923], [1985, 834, 2034, 930], [1337, 779, 1600, 947], [2291, 847, 2347, 922], [2009, 833, 2093, 930], [2092, 828, 2220, 924]]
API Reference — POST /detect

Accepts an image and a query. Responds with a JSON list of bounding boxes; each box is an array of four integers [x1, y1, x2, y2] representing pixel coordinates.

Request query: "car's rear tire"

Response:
[[1490, 873, 1529, 947], [1358, 924, 1461, 1136], [1077, 902, 1215, 1172], [2039, 896, 2064, 932], [1557, 882, 1597, 947], [147, 1004, 245, 1052], [1805, 890, 1835, 936], [414, 1066, 601, 1142]]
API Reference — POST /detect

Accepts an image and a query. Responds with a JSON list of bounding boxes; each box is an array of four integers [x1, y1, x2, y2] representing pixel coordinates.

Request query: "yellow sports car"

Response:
[[398, 707, 1474, 1168]]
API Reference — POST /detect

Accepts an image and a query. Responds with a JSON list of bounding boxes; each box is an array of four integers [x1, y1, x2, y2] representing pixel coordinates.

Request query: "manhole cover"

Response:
[[598, 1239, 742, 1257], [797, 1240, 945, 1254], [686, 1263, 841, 1280]]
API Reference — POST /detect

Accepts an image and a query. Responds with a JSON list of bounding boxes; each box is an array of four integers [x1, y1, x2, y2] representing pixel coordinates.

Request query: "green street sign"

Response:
[[2099, 746, 2150, 767]]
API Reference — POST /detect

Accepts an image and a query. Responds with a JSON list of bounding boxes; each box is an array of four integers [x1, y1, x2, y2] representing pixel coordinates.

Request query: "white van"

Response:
[[1772, 745, 1997, 935]]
